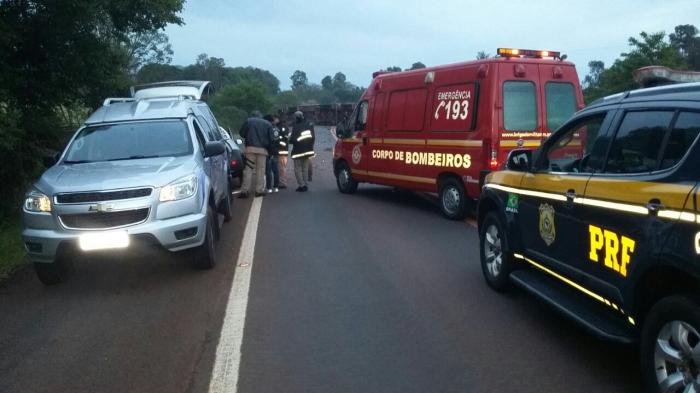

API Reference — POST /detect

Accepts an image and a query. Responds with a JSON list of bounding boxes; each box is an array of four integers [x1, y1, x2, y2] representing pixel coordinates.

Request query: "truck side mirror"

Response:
[[506, 149, 532, 172]]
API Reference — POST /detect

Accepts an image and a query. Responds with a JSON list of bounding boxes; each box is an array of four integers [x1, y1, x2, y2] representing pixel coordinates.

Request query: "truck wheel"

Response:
[[479, 211, 514, 292], [641, 295, 700, 393], [336, 162, 358, 194], [439, 177, 467, 220], [34, 256, 72, 285], [193, 207, 217, 270], [221, 182, 233, 223]]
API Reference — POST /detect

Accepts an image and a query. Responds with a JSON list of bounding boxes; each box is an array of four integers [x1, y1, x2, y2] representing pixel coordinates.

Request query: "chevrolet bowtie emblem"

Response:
[[89, 203, 115, 213]]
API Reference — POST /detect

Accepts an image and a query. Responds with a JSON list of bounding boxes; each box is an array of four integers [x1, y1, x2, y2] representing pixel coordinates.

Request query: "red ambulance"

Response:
[[333, 48, 584, 219]]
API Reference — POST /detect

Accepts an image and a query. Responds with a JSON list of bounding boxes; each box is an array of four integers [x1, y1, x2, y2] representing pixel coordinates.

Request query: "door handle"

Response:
[[646, 199, 665, 214], [565, 189, 577, 201]]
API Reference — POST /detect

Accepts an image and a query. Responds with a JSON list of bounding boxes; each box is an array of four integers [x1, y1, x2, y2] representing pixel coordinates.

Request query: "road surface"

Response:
[[0, 127, 642, 392]]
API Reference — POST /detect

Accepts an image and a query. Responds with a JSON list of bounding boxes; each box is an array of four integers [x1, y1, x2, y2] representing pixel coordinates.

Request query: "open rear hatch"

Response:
[[130, 81, 211, 100]]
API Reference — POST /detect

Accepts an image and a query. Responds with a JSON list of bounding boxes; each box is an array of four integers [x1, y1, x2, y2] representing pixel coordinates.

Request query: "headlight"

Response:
[[24, 191, 52, 212], [160, 175, 198, 202]]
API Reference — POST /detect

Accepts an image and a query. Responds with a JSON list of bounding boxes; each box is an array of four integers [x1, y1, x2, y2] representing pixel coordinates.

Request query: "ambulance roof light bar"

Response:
[[497, 48, 561, 60]]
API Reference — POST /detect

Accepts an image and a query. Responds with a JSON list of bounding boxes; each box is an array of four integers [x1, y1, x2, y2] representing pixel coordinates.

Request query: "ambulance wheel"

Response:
[[641, 295, 700, 393], [336, 162, 358, 194], [479, 211, 514, 292], [439, 177, 467, 220]]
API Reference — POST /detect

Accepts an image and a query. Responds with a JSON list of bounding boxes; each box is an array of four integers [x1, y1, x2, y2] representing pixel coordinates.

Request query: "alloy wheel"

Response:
[[484, 224, 503, 278], [654, 320, 700, 393]]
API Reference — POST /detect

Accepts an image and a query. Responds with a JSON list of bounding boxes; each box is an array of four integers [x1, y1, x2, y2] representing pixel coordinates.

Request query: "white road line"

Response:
[[208, 196, 263, 393]]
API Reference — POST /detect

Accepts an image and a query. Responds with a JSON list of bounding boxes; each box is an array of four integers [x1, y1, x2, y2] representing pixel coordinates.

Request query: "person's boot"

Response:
[[301, 186, 308, 192], [295, 186, 304, 192]]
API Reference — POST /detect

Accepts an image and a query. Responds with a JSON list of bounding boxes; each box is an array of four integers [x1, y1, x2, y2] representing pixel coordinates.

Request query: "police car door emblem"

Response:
[[352, 144, 362, 165], [539, 203, 556, 246], [506, 193, 519, 213]]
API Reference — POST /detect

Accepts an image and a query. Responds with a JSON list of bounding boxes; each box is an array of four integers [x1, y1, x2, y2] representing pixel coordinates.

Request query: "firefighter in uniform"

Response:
[[277, 119, 290, 189], [290, 111, 315, 192]]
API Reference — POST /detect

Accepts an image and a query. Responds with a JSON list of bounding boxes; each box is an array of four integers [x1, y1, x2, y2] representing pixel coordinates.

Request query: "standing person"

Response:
[[289, 111, 315, 192], [238, 110, 274, 198], [263, 115, 281, 193], [277, 118, 290, 189]]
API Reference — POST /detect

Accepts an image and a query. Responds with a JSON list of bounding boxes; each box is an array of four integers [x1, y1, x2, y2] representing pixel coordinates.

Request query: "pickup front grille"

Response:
[[55, 188, 152, 204], [59, 208, 150, 230]]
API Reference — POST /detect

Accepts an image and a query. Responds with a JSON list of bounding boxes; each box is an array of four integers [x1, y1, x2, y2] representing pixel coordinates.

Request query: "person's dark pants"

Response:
[[266, 155, 280, 189]]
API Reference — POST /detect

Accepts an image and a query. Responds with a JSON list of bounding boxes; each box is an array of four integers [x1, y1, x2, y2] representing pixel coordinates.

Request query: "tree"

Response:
[[290, 70, 308, 90], [582, 29, 687, 103], [321, 75, 333, 90], [476, 51, 490, 59], [670, 24, 700, 70], [136, 63, 183, 84], [385, 66, 402, 72], [582, 60, 605, 89], [409, 62, 426, 70], [123, 30, 173, 76], [332, 72, 347, 89], [0, 0, 185, 217], [210, 81, 272, 116]]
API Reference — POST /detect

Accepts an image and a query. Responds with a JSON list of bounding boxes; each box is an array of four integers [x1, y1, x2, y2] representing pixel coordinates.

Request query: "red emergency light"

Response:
[[497, 48, 561, 59]]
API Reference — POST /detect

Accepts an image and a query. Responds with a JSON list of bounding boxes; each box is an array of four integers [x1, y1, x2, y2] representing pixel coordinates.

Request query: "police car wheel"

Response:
[[336, 162, 358, 194], [479, 211, 513, 291], [439, 178, 467, 220], [192, 207, 217, 270], [641, 295, 700, 393]]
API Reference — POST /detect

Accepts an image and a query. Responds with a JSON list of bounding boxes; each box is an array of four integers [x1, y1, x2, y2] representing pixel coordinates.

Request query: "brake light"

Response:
[[497, 48, 560, 59], [489, 149, 499, 170], [230, 159, 238, 166]]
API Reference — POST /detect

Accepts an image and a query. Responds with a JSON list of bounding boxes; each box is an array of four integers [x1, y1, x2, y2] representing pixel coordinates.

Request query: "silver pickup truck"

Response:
[[21, 81, 232, 285]]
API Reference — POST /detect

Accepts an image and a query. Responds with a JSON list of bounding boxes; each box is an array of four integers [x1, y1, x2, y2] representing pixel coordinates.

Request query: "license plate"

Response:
[[78, 231, 129, 251]]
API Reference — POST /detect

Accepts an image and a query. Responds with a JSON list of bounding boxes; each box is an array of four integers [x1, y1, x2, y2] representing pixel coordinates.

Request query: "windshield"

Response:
[[63, 120, 193, 163]]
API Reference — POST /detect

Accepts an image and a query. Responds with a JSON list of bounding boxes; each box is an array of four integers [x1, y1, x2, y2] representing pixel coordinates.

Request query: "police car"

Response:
[[477, 82, 700, 393]]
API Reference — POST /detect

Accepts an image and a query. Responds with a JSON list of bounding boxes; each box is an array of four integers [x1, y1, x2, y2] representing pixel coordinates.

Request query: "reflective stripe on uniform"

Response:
[[291, 151, 315, 159]]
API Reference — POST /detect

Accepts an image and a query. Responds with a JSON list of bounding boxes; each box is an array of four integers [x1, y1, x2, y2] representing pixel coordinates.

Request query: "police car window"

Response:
[[542, 114, 606, 173], [604, 111, 674, 174], [503, 81, 537, 131], [660, 111, 700, 170], [545, 82, 576, 131]]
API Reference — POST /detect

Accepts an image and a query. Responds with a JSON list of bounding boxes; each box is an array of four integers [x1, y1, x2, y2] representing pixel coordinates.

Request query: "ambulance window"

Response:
[[546, 82, 576, 131], [503, 81, 537, 131], [604, 111, 674, 174], [356, 101, 369, 131], [660, 111, 700, 170]]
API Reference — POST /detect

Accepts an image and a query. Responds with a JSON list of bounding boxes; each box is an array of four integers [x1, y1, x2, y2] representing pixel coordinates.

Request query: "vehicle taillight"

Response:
[[489, 149, 499, 170], [230, 159, 238, 166]]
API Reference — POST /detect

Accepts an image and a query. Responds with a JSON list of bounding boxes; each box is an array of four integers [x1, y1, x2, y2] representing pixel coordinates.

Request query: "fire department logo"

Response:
[[352, 145, 362, 165], [538, 203, 556, 246]]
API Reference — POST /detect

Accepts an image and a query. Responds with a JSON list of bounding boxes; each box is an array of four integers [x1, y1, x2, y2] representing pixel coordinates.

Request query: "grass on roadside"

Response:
[[0, 219, 27, 282]]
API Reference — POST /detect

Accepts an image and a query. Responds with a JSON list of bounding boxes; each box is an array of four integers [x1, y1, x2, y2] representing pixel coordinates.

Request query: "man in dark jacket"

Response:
[[289, 111, 315, 192], [239, 110, 275, 198]]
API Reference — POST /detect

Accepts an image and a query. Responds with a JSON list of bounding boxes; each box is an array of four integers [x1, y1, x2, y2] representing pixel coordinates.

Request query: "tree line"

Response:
[[583, 24, 700, 102]]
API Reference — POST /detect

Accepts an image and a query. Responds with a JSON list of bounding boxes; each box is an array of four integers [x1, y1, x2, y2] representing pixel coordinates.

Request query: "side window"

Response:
[[503, 81, 536, 131], [660, 111, 700, 170], [604, 111, 674, 174], [545, 82, 576, 131], [540, 113, 607, 173], [356, 100, 369, 131], [197, 115, 219, 141], [192, 120, 206, 152]]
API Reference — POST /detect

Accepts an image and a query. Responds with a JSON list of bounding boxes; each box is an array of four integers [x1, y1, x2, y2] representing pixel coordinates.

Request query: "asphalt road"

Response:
[[0, 126, 642, 392]]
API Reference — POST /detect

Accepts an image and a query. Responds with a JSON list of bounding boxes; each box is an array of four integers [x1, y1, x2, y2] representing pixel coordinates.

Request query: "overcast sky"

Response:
[[165, 0, 700, 90]]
